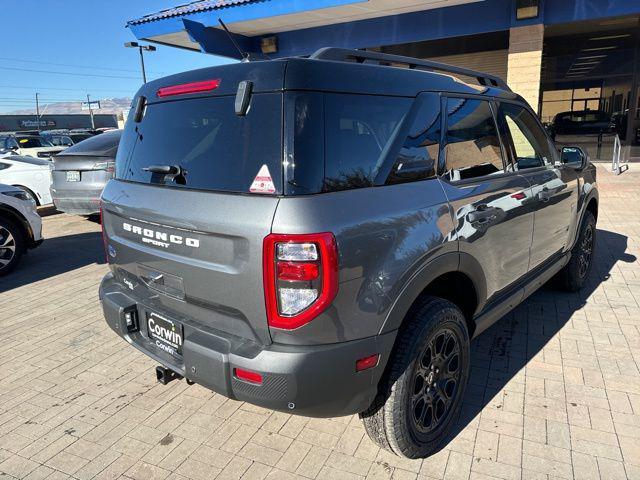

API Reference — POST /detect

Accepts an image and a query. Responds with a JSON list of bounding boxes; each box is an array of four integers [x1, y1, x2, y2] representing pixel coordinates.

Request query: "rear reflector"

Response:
[[234, 368, 263, 385], [157, 79, 221, 98], [356, 354, 380, 372]]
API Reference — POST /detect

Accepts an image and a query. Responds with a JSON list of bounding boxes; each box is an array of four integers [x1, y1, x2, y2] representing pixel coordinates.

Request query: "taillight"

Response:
[[157, 79, 221, 98], [263, 233, 338, 330], [93, 161, 115, 174]]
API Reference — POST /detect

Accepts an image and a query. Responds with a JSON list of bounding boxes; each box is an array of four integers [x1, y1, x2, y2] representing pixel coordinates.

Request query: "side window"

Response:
[[7, 138, 19, 149], [498, 102, 554, 170], [0, 163, 10, 170], [443, 98, 504, 181], [324, 94, 411, 192], [386, 94, 440, 185]]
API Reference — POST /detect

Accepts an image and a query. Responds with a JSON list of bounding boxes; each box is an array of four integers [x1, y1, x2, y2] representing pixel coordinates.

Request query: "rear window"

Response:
[[62, 130, 121, 156], [69, 134, 92, 143], [117, 94, 282, 194]]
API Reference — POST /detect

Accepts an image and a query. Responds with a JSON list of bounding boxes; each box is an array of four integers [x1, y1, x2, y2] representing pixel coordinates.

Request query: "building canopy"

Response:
[[127, 0, 640, 60]]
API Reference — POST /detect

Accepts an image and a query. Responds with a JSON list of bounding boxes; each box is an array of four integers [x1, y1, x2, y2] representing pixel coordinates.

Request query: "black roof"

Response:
[[137, 48, 521, 104]]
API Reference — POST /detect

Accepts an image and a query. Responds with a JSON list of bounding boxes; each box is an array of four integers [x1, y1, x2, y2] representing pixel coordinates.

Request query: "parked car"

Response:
[[99, 48, 598, 459], [0, 182, 43, 275], [46, 134, 74, 147], [42, 130, 95, 147], [51, 129, 121, 216], [548, 109, 619, 139], [0, 155, 53, 205], [0, 134, 65, 158]]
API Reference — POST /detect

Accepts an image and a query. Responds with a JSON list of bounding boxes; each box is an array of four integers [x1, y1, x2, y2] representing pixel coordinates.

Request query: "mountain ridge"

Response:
[[6, 97, 132, 115]]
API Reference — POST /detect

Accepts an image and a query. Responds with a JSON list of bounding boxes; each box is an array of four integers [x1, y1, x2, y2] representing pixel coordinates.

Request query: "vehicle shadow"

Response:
[[447, 228, 636, 448], [0, 231, 106, 293]]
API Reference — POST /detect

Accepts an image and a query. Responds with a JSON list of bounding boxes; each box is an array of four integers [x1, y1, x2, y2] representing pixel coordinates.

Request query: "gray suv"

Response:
[[99, 48, 598, 458]]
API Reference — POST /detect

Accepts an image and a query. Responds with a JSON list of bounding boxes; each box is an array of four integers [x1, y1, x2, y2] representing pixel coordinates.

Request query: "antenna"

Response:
[[218, 18, 250, 62]]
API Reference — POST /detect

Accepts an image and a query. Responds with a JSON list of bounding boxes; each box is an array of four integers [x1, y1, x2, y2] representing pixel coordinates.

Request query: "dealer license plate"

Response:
[[147, 311, 183, 357]]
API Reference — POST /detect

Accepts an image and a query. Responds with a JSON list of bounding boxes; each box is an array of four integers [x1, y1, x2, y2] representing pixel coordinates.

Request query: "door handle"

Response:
[[467, 206, 498, 223]]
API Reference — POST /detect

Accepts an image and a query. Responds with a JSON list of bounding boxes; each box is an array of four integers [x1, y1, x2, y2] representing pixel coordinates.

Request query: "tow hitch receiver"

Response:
[[156, 365, 182, 385]]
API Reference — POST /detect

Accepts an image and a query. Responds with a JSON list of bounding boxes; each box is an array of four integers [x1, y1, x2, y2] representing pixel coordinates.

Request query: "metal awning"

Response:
[[127, 0, 485, 58]]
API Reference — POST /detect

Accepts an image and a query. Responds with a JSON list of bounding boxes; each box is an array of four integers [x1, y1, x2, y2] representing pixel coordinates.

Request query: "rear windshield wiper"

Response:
[[143, 164, 188, 185], [143, 165, 182, 174]]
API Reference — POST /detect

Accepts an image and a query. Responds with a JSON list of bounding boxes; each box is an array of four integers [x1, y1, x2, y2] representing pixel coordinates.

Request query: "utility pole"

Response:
[[35, 93, 41, 133], [87, 94, 95, 130], [82, 96, 100, 129]]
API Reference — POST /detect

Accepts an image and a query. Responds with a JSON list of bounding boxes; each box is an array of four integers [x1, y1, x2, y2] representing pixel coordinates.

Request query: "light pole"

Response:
[[124, 42, 157, 83]]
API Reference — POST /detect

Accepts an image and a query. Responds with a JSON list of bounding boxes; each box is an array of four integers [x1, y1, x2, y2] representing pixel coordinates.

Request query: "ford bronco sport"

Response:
[[99, 48, 598, 458]]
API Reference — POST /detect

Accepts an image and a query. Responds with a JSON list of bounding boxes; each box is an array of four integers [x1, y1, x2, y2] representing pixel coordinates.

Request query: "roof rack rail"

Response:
[[309, 47, 511, 92]]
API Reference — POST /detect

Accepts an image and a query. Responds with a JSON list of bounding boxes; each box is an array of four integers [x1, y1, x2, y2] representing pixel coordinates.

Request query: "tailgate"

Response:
[[102, 180, 279, 345]]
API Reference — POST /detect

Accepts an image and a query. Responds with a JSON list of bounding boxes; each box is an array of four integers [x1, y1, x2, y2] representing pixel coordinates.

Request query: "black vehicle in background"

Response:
[[548, 110, 620, 139], [50, 129, 121, 216], [41, 130, 96, 147]]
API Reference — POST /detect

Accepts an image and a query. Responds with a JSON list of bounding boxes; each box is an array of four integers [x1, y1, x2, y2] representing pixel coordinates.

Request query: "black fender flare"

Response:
[[570, 189, 599, 251], [379, 252, 487, 335]]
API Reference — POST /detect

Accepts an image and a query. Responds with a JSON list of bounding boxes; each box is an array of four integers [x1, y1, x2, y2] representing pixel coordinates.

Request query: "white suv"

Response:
[[0, 183, 43, 275], [1, 135, 64, 159]]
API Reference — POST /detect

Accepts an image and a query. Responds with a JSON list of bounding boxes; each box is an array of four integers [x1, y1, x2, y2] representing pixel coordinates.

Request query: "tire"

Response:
[[0, 217, 26, 276], [556, 211, 596, 292], [360, 296, 470, 458]]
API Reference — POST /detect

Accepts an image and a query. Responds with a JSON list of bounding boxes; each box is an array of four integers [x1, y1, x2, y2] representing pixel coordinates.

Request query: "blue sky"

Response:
[[0, 0, 232, 113]]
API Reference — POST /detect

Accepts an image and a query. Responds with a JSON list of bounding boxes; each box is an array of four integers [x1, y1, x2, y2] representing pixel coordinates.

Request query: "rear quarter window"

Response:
[[323, 94, 411, 191], [117, 94, 282, 194]]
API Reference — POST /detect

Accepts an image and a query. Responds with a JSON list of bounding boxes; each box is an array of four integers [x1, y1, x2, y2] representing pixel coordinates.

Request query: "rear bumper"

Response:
[[52, 195, 101, 215], [99, 273, 396, 417]]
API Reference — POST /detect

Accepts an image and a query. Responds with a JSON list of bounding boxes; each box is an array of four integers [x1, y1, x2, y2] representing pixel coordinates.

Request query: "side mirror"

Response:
[[561, 146, 587, 170], [10, 145, 19, 151]]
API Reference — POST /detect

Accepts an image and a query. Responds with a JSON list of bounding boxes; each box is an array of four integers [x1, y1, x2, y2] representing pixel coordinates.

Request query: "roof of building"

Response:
[[127, 0, 264, 26]]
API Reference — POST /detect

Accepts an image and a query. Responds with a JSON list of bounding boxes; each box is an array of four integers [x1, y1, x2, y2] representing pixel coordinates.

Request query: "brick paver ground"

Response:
[[1, 164, 639, 480]]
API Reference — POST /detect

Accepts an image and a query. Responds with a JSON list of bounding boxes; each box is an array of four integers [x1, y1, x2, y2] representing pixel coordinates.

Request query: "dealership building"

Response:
[[127, 0, 640, 159], [0, 114, 119, 133]]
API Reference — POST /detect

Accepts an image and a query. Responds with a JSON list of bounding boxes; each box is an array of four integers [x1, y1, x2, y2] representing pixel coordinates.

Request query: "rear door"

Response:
[[496, 101, 578, 269], [102, 92, 283, 345], [438, 96, 534, 304]]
